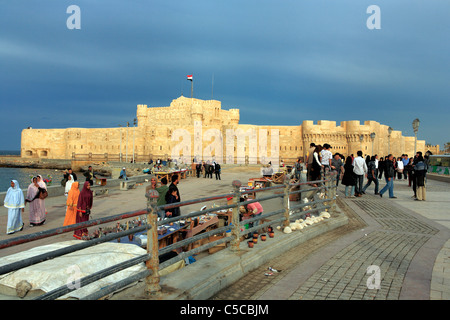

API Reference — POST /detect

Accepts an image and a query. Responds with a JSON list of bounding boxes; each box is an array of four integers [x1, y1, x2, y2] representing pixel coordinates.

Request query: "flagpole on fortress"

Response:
[[187, 74, 193, 98]]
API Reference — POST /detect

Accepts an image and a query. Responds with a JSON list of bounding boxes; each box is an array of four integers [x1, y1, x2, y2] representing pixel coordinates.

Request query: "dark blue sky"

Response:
[[1, 0, 449, 151]]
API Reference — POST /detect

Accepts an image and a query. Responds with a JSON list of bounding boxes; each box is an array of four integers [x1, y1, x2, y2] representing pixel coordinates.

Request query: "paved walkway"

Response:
[[212, 177, 450, 300]]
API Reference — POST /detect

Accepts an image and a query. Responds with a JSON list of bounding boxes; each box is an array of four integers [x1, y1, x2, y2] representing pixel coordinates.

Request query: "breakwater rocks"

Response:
[[0, 157, 150, 178], [0, 157, 70, 169]]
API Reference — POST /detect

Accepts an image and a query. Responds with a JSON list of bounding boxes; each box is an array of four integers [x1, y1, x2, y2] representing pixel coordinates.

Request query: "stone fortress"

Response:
[[21, 96, 439, 163]]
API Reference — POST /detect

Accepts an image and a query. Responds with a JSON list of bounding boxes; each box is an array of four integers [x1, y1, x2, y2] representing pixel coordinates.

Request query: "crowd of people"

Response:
[[145, 174, 182, 220], [194, 160, 222, 180], [305, 142, 430, 201], [3, 168, 94, 237], [2, 164, 188, 237]]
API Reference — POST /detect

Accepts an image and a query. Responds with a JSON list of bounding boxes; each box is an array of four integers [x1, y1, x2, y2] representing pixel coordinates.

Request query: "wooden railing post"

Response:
[[230, 180, 242, 252], [145, 189, 161, 296]]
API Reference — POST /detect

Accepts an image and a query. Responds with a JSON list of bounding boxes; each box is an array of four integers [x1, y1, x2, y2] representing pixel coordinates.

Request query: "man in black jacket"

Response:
[[214, 162, 221, 180], [63, 168, 78, 182], [84, 166, 97, 186], [379, 154, 396, 198], [165, 174, 181, 217]]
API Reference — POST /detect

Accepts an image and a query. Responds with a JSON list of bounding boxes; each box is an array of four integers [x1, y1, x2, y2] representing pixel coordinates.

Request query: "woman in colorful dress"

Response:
[[63, 181, 80, 226], [4, 180, 25, 235], [74, 181, 93, 239]]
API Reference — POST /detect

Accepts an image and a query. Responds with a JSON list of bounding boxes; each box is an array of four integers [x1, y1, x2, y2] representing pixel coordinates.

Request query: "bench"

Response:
[[91, 186, 109, 197], [120, 181, 136, 190]]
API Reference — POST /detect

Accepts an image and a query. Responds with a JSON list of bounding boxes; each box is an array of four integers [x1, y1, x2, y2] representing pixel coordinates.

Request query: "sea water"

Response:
[[0, 150, 79, 192], [0, 167, 73, 192]]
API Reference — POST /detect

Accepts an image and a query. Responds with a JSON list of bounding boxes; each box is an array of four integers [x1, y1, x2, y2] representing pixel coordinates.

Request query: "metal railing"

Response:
[[70, 152, 304, 166], [0, 171, 337, 300]]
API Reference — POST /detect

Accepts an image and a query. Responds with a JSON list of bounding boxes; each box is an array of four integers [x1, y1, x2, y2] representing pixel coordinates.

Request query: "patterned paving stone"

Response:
[[352, 199, 439, 235], [212, 193, 445, 300], [290, 230, 430, 300]]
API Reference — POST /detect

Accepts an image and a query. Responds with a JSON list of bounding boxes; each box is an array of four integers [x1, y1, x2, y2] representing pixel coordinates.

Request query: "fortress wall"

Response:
[[21, 128, 67, 159], [20, 97, 430, 162], [301, 120, 347, 158]]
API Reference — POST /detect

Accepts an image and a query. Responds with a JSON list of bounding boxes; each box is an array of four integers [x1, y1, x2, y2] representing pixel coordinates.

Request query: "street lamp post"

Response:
[[118, 125, 123, 162], [388, 127, 393, 154], [370, 132, 376, 156], [133, 118, 137, 163], [126, 121, 129, 163], [412, 118, 420, 155]]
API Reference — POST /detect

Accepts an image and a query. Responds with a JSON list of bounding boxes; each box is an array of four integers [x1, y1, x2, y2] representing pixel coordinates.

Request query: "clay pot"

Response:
[[253, 233, 259, 239], [269, 232, 275, 238], [248, 241, 254, 248], [253, 238, 258, 244], [261, 234, 267, 241], [268, 227, 273, 233]]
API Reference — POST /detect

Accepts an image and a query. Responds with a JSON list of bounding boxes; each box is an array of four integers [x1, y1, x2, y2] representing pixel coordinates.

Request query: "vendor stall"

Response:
[[154, 169, 189, 184], [113, 220, 189, 253], [248, 177, 272, 189], [240, 186, 256, 199], [154, 171, 172, 184]]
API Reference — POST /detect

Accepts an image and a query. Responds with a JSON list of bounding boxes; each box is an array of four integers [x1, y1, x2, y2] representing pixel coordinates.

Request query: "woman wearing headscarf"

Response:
[[4, 180, 25, 235], [414, 154, 427, 201], [342, 156, 357, 198], [63, 181, 80, 226], [27, 175, 47, 226], [25, 177, 45, 227], [37, 175, 46, 188], [74, 181, 93, 239], [64, 174, 74, 197]]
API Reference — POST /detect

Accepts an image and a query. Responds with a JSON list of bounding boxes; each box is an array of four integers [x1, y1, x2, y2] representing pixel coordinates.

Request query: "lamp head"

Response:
[[412, 118, 420, 133], [388, 127, 393, 136]]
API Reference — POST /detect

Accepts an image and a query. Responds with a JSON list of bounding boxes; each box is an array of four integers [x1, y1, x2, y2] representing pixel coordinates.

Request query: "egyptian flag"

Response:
[[187, 75, 193, 81]]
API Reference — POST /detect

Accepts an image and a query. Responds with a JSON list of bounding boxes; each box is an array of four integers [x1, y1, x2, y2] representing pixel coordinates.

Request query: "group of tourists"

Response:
[[305, 143, 340, 186], [305, 142, 429, 201], [145, 174, 182, 220], [195, 161, 221, 180]]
